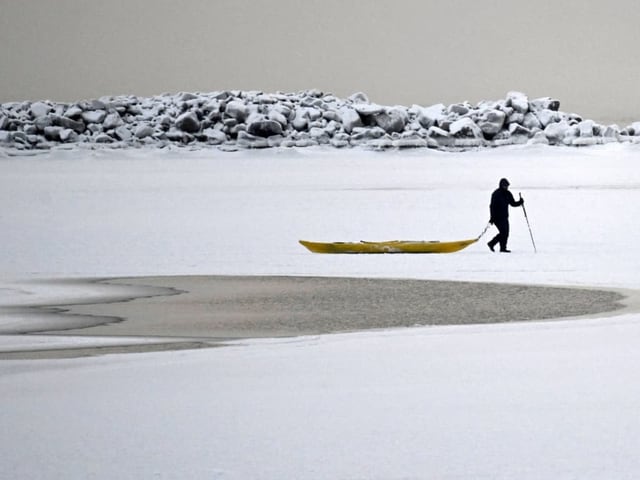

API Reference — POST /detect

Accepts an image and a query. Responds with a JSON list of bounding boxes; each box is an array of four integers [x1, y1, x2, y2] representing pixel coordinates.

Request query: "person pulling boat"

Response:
[[487, 178, 524, 253]]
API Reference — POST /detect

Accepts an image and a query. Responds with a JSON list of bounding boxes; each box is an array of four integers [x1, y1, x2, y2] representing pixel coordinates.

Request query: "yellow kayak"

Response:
[[299, 238, 478, 254]]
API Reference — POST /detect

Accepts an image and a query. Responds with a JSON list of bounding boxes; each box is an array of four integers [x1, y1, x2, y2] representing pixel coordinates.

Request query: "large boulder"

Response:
[[330, 132, 350, 148], [304, 107, 322, 122], [30, 101, 52, 118], [507, 111, 525, 125], [34, 115, 52, 132], [114, 126, 133, 141], [157, 115, 173, 130], [81, 110, 107, 124], [88, 99, 107, 110], [309, 126, 330, 144], [247, 118, 284, 137], [506, 91, 529, 114], [236, 130, 269, 148], [175, 112, 200, 133], [448, 103, 470, 116], [544, 121, 570, 144], [373, 109, 407, 134], [348, 92, 369, 103], [322, 109, 341, 122], [103, 113, 123, 130], [339, 107, 363, 133], [416, 103, 445, 129], [135, 124, 155, 139], [509, 123, 531, 137], [291, 110, 309, 131], [522, 112, 542, 130], [427, 126, 453, 147], [354, 103, 385, 116], [578, 120, 595, 137], [51, 114, 85, 133], [449, 117, 482, 138], [350, 126, 387, 144], [94, 133, 115, 143], [535, 109, 560, 128], [267, 109, 288, 127], [43, 126, 63, 141], [528, 131, 550, 145], [59, 128, 78, 142], [63, 105, 83, 118], [530, 97, 560, 112], [202, 128, 227, 144], [477, 109, 506, 137], [392, 131, 428, 148], [224, 100, 249, 122]]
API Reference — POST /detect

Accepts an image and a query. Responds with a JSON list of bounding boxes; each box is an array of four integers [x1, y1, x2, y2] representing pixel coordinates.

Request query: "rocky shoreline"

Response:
[[1, 90, 639, 152]]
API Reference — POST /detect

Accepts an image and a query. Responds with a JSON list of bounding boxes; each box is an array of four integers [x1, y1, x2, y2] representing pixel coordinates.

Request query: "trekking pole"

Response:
[[519, 193, 537, 253]]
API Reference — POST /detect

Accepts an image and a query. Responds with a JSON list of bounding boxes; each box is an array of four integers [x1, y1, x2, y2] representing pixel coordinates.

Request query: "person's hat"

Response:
[[499, 178, 510, 188]]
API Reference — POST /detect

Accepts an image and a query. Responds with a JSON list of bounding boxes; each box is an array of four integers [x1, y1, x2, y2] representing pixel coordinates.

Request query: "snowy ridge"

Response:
[[1, 90, 640, 152]]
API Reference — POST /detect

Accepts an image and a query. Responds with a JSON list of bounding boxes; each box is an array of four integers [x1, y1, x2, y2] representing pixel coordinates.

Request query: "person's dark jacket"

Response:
[[490, 188, 523, 224]]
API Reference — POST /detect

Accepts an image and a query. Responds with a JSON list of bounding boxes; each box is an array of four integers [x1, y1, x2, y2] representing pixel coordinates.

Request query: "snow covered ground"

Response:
[[2, 144, 640, 479]]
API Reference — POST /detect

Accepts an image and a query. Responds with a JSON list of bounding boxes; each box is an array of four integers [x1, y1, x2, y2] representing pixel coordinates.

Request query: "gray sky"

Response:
[[1, 0, 639, 124]]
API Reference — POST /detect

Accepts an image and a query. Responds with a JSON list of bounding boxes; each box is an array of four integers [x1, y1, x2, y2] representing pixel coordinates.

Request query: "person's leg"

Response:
[[498, 220, 510, 251], [488, 232, 499, 251]]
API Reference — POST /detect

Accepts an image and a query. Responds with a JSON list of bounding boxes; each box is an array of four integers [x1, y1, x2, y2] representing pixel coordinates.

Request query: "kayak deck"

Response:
[[299, 238, 478, 254]]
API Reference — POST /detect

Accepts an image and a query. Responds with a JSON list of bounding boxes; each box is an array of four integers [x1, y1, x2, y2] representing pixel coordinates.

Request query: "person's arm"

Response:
[[489, 193, 496, 223], [508, 191, 524, 207]]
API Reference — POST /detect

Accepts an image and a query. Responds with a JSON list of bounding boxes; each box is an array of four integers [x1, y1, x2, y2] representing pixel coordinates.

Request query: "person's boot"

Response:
[[487, 241, 495, 252]]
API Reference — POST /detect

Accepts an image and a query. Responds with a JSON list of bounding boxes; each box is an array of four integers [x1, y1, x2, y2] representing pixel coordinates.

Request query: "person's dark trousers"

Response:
[[488, 219, 510, 251]]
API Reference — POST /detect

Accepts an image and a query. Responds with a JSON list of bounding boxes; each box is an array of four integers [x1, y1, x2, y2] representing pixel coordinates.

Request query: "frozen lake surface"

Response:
[[2, 144, 640, 479]]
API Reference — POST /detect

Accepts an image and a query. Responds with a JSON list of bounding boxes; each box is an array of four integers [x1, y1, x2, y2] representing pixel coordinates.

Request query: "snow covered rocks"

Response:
[[0, 90, 638, 152]]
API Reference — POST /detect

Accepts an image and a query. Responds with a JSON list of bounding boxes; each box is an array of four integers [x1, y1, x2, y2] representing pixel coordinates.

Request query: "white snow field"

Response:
[[2, 143, 640, 479]]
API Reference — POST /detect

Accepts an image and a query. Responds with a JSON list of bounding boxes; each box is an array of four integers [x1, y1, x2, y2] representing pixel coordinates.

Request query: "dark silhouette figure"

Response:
[[488, 178, 524, 253]]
